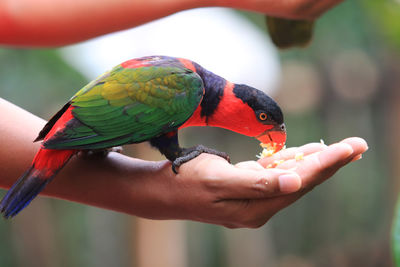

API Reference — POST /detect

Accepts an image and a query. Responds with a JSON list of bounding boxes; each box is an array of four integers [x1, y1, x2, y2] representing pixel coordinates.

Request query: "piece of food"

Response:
[[295, 152, 304, 161], [266, 159, 286, 169], [257, 142, 283, 159], [257, 142, 287, 159], [256, 146, 275, 159]]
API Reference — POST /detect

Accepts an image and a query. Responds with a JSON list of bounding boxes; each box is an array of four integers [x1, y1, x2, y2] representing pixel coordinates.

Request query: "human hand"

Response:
[[143, 137, 367, 228], [224, 0, 345, 20], [35, 136, 366, 229]]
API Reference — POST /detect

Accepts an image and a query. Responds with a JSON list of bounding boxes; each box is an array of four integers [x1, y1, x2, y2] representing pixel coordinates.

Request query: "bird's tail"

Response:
[[0, 148, 75, 218]]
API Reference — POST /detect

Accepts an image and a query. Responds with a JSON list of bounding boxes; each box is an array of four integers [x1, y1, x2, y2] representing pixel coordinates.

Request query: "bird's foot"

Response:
[[172, 145, 230, 174]]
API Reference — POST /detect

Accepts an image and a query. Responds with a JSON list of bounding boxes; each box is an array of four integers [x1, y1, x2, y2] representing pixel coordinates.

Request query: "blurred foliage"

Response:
[[361, 1, 400, 265], [362, 0, 400, 50], [0, 49, 86, 116], [393, 197, 400, 266]]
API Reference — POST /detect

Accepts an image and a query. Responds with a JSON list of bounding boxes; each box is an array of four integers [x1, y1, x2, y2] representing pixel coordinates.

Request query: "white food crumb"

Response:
[[256, 148, 275, 159], [265, 159, 285, 168], [257, 143, 277, 159], [295, 152, 304, 161]]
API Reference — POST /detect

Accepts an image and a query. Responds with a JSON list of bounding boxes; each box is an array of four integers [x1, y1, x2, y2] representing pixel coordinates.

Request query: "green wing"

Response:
[[44, 65, 204, 149]]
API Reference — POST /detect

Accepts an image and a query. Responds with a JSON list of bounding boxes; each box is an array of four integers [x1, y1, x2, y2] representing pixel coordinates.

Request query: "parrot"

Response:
[[0, 55, 286, 218]]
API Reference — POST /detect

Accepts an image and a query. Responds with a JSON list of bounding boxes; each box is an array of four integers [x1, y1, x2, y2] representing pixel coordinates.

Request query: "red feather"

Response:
[[180, 81, 273, 136], [32, 148, 75, 177]]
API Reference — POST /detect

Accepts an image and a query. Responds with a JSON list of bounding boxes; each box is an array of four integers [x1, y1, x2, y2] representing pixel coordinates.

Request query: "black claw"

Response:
[[170, 145, 230, 174], [172, 163, 179, 174], [196, 144, 230, 163]]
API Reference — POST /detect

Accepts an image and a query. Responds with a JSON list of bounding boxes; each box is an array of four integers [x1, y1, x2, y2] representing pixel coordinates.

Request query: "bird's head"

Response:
[[232, 84, 286, 153], [178, 77, 286, 153]]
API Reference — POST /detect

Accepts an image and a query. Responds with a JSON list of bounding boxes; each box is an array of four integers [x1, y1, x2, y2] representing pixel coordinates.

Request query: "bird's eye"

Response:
[[259, 112, 267, 121]]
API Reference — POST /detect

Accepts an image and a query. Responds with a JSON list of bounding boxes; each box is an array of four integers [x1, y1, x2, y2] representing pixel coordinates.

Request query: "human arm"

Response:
[[0, 98, 367, 227], [0, 0, 344, 47]]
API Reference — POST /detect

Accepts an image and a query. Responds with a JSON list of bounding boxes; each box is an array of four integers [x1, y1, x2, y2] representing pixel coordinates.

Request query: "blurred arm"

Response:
[[0, 0, 200, 47], [0, 0, 343, 47]]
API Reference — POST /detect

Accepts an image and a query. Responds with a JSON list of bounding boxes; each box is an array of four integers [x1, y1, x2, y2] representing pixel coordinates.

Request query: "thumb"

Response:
[[213, 165, 301, 200]]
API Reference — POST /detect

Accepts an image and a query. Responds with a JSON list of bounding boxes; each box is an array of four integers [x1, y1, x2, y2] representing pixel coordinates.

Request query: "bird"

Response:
[[0, 55, 286, 218]]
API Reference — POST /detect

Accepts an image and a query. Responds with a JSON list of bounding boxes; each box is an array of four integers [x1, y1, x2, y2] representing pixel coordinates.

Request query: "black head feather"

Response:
[[233, 84, 284, 125]]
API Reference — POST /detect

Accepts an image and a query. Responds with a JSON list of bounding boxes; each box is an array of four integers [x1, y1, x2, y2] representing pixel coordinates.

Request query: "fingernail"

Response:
[[279, 173, 301, 193], [351, 154, 362, 162]]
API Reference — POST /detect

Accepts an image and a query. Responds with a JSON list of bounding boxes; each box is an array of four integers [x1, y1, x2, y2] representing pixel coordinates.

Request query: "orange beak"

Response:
[[256, 123, 287, 153]]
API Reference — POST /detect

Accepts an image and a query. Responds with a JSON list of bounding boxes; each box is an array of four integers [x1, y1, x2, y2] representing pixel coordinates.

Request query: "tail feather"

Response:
[[0, 148, 75, 218], [0, 166, 52, 218]]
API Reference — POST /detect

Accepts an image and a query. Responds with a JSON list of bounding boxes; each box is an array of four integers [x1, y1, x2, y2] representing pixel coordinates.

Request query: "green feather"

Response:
[[44, 64, 204, 149]]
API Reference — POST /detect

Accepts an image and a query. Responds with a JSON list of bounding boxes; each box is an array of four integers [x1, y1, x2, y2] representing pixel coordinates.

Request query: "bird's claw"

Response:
[[172, 163, 179, 174], [171, 145, 230, 174]]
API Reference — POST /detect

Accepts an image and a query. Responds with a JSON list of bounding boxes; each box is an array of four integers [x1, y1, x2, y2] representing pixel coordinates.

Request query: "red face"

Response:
[[256, 123, 287, 153]]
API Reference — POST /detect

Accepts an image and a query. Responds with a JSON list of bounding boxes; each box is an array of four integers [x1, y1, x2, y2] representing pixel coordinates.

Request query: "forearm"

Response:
[[0, 0, 209, 47], [0, 0, 342, 47]]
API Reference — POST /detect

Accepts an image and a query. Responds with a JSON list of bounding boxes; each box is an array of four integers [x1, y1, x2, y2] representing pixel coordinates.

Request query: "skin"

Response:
[[0, 0, 344, 47], [0, 98, 367, 227]]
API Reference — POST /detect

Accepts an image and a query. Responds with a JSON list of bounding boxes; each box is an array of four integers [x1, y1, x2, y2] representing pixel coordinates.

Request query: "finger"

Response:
[[212, 166, 302, 201], [235, 161, 264, 170], [295, 142, 355, 187], [260, 139, 367, 206], [258, 142, 326, 167], [351, 154, 362, 162], [219, 138, 368, 228], [339, 137, 368, 156], [218, 144, 354, 227], [214, 194, 301, 229], [262, 137, 368, 170], [178, 153, 302, 199], [228, 186, 317, 228]]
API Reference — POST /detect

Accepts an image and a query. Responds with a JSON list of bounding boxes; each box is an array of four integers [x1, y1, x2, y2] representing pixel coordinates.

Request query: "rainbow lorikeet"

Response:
[[0, 56, 286, 218]]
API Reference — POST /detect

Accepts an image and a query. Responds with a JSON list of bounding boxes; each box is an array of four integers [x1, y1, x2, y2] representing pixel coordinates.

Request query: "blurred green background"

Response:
[[0, 0, 399, 266]]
